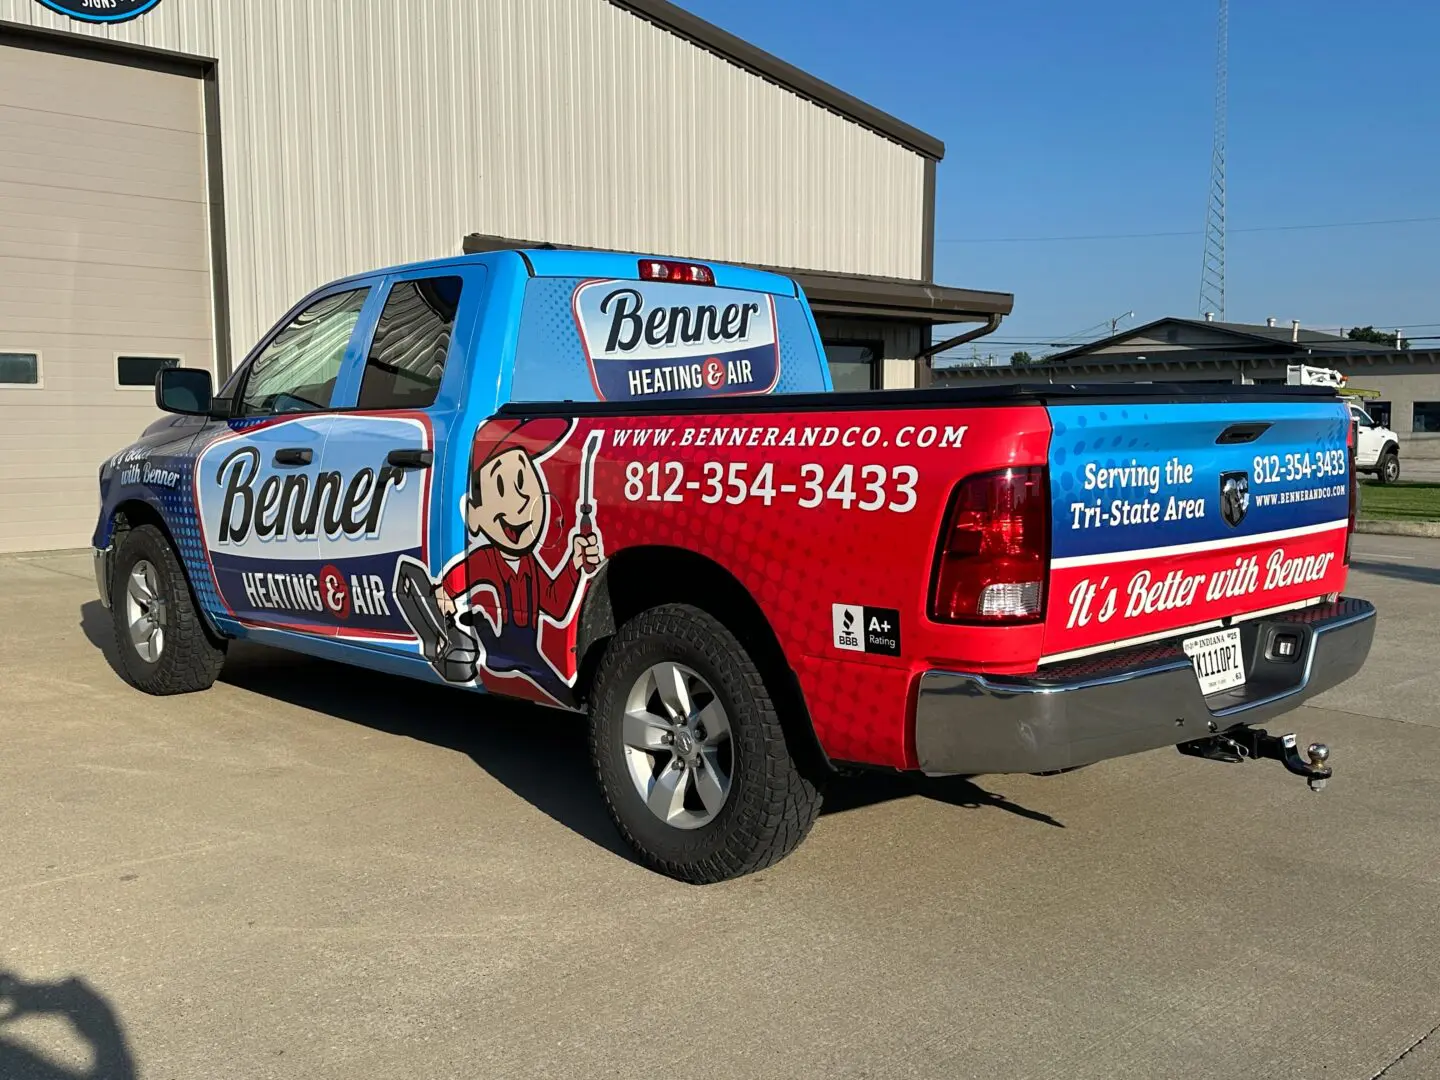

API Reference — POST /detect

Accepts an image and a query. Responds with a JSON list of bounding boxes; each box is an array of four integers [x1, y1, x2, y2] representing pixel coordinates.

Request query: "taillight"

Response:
[[638, 259, 714, 285], [929, 467, 1048, 622]]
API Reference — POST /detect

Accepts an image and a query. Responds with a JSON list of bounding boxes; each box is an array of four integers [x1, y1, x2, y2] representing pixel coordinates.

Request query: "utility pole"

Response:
[[1199, 0, 1228, 320]]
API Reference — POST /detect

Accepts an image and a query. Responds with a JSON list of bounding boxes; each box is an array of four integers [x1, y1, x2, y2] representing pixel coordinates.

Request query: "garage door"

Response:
[[0, 42, 212, 553]]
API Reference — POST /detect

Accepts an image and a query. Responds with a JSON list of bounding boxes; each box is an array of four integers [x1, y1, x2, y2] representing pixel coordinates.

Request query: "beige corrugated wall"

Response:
[[0, 0, 927, 366]]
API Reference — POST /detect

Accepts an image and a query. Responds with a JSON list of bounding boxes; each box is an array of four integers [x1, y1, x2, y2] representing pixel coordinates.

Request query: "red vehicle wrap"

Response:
[[392, 397, 1354, 771], [481, 406, 1046, 767]]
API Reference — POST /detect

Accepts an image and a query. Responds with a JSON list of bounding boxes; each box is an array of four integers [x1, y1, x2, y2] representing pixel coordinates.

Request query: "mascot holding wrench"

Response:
[[395, 419, 604, 704]]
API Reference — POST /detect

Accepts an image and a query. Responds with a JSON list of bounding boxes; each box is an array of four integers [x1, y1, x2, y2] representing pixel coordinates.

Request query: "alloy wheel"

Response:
[[621, 661, 734, 829], [124, 559, 166, 663]]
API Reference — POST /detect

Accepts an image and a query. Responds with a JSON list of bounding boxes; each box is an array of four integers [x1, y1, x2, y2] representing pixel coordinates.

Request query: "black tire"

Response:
[[589, 603, 823, 883], [109, 524, 226, 695], [1377, 450, 1400, 485]]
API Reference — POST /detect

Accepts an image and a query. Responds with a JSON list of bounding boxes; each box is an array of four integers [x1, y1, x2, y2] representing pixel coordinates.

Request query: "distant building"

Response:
[[935, 317, 1440, 464], [1041, 316, 1398, 366]]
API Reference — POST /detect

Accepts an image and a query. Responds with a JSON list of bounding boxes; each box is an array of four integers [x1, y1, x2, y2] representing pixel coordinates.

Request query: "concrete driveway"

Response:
[[1, 538, 1437, 1079]]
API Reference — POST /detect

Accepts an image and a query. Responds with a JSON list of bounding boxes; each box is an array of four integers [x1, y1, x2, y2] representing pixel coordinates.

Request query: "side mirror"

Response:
[[155, 367, 214, 416]]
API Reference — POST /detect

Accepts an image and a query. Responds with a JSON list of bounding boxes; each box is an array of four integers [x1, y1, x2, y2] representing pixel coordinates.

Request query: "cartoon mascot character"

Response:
[[396, 417, 602, 704]]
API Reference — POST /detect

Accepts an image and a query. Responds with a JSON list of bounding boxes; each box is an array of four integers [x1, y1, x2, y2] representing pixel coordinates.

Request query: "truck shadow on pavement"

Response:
[[821, 772, 1064, 827], [78, 602, 1063, 861], [0, 970, 136, 1080], [78, 602, 124, 679]]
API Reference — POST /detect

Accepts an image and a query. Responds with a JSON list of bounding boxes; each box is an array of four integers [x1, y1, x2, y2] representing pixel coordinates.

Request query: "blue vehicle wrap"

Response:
[[1048, 399, 1351, 561], [93, 248, 833, 695]]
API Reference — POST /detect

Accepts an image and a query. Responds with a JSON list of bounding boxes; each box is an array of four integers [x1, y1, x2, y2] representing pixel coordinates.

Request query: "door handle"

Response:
[[273, 447, 313, 466], [387, 448, 434, 470], [1216, 422, 1271, 445]]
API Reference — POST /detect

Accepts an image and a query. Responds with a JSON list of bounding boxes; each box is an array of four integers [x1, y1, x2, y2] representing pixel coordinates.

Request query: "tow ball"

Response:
[[1178, 727, 1332, 792]]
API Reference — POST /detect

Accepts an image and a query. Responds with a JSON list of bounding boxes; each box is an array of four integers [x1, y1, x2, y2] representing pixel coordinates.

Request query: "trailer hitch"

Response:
[[1178, 728, 1332, 791]]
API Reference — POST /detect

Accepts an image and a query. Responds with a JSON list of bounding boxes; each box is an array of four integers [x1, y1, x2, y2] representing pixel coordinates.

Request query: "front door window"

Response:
[[238, 289, 369, 416]]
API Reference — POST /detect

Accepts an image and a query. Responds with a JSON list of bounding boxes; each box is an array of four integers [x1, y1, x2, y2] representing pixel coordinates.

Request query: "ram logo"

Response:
[[1220, 471, 1250, 528]]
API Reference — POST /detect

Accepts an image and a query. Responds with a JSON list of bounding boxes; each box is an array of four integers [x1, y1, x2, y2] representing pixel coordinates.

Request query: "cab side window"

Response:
[[238, 289, 369, 416], [356, 276, 463, 410]]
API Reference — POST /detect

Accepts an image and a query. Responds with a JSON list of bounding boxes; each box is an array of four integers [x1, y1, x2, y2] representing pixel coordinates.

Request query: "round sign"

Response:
[[34, 0, 164, 24], [318, 565, 351, 620]]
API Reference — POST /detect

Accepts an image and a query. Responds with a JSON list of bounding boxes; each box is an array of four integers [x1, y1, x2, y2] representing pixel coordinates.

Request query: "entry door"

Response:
[[315, 272, 466, 645], [194, 286, 371, 634]]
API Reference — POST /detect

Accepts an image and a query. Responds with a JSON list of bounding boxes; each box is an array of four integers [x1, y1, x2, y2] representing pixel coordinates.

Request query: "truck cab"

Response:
[[1347, 400, 1400, 483]]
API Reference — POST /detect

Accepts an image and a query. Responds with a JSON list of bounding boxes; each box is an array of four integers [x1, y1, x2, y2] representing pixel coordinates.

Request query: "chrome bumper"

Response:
[[93, 545, 113, 609], [914, 597, 1376, 775]]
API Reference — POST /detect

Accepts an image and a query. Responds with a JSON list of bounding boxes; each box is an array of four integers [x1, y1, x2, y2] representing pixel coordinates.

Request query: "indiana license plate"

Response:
[[1182, 627, 1246, 696]]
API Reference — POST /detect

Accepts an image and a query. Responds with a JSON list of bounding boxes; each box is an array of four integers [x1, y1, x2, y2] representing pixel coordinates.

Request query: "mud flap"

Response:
[[394, 556, 478, 684]]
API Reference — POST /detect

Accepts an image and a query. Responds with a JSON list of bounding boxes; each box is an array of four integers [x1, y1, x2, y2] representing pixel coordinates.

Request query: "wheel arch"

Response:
[[110, 498, 227, 641], [576, 546, 832, 777]]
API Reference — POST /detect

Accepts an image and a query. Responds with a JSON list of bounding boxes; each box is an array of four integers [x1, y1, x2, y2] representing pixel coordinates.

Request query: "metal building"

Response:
[[0, 0, 1010, 552]]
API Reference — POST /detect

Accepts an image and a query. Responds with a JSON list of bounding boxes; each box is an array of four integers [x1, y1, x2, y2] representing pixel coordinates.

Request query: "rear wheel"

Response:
[[1377, 450, 1400, 485], [110, 524, 226, 694], [589, 604, 823, 883]]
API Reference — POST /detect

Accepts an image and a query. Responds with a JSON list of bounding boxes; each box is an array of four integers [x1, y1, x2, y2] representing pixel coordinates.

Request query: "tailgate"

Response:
[[1043, 397, 1350, 662]]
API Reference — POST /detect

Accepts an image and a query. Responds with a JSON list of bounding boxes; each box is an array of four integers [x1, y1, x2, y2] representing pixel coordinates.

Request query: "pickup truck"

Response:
[[92, 247, 1376, 883], [1348, 400, 1401, 484]]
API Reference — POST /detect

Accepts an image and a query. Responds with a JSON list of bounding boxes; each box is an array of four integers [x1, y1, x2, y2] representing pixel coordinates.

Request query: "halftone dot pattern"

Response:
[[512, 277, 588, 402], [510, 276, 828, 403], [162, 456, 222, 617], [772, 300, 827, 394], [98, 428, 229, 629]]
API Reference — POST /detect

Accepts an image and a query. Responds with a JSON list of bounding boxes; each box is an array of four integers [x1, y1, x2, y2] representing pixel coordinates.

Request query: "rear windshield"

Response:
[[509, 276, 828, 403]]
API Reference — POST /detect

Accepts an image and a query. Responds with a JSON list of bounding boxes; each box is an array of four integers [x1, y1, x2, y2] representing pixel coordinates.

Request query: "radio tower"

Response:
[[1199, 0, 1228, 320]]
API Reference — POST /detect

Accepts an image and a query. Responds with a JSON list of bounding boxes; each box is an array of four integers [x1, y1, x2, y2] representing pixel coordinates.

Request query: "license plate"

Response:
[[1182, 627, 1246, 696]]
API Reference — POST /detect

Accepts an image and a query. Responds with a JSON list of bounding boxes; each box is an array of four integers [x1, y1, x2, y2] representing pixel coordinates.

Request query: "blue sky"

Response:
[[674, 0, 1440, 357]]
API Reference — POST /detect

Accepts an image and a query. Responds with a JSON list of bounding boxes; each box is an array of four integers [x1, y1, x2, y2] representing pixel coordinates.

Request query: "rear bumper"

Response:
[[914, 597, 1376, 775]]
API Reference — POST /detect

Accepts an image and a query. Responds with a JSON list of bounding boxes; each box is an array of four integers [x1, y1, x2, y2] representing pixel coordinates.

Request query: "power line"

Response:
[[933, 337, 1440, 362], [959, 321, 1440, 340], [938, 214, 1440, 245]]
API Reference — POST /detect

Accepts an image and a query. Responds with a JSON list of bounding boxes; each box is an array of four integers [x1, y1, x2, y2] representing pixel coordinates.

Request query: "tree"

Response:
[[1347, 326, 1407, 350], [1010, 350, 1034, 365]]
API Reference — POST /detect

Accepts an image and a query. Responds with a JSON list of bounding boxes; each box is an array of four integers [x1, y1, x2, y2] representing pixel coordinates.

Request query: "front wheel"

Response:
[[110, 524, 226, 694], [589, 604, 823, 883], [1377, 450, 1400, 485]]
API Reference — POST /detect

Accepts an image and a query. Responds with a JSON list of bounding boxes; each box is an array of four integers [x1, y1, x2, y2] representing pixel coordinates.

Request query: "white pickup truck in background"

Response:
[[1287, 365, 1400, 484], [1348, 401, 1401, 484]]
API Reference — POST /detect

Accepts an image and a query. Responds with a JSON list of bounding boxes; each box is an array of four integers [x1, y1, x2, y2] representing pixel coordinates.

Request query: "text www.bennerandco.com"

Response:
[[1254, 483, 1346, 507], [609, 423, 968, 450]]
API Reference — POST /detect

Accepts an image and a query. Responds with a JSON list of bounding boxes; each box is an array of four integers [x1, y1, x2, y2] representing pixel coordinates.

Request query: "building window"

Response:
[[357, 276, 463, 410], [117, 355, 181, 388], [824, 341, 881, 391], [1368, 401, 1392, 428], [1413, 403, 1440, 433], [0, 351, 40, 386]]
